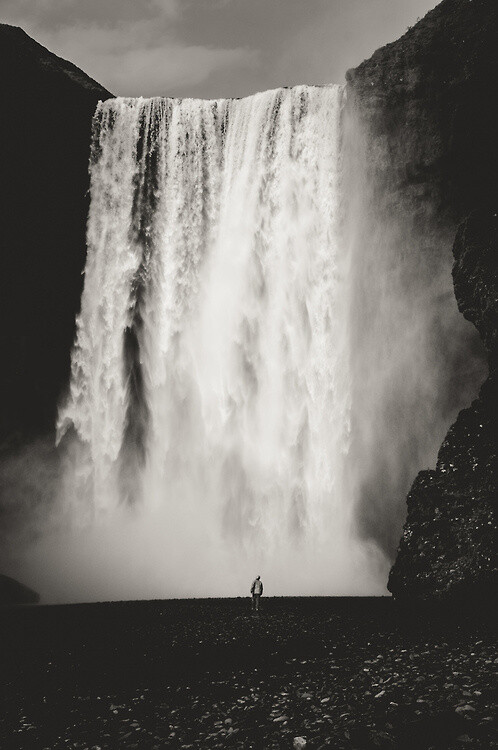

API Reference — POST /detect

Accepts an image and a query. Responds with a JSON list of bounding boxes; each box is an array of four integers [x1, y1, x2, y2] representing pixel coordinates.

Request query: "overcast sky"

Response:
[[1, 0, 438, 98]]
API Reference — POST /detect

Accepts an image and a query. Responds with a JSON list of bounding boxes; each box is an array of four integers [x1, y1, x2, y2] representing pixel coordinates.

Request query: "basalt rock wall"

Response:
[[347, 0, 497, 600]]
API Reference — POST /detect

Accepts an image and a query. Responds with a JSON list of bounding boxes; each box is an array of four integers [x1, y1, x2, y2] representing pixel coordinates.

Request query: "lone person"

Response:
[[251, 575, 263, 611]]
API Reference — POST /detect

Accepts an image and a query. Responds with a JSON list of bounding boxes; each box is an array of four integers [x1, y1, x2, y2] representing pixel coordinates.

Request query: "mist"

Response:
[[343, 98, 487, 554]]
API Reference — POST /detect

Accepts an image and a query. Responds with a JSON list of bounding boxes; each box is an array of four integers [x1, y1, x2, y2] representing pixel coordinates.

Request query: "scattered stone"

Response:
[[1, 599, 494, 750], [293, 738, 307, 749], [455, 705, 476, 714]]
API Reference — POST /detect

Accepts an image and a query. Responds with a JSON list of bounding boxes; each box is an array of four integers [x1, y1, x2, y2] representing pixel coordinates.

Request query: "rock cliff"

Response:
[[347, 0, 497, 600], [388, 211, 497, 600], [0, 25, 113, 443], [346, 0, 498, 221]]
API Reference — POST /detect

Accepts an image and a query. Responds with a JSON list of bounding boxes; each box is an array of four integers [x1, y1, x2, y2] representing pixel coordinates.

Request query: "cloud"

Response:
[[112, 45, 259, 97], [1, 0, 180, 27], [41, 23, 258, 96], [0, 0, 259, 96], [273, 0, 437, 87], [150, 0, 180, 16], [0, 0, 440, 105]]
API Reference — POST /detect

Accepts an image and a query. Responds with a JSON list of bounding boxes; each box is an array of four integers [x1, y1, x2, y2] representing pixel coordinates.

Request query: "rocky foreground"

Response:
[[0, 598, 496, 749]]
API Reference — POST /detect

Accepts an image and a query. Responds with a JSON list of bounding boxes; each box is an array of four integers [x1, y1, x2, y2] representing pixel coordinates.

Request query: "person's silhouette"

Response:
[[250, 575, 263, 611]]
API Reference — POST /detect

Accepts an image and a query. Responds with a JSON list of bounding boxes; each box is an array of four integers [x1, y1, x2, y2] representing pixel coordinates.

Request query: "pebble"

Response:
[[2, 601, 495, 750]]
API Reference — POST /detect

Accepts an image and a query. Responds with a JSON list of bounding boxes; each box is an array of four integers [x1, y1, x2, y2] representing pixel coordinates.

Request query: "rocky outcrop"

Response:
[[347, 0, 498, 599], [452, 211, 498, 361], [389, 211, 497, 600], [0, 25, 113, 443]]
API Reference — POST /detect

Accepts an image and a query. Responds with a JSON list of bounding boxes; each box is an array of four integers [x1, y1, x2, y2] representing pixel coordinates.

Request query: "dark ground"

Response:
[[0, 598, 496, 750]]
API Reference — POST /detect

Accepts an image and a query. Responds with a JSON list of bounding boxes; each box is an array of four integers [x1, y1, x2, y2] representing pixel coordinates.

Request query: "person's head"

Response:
[[257, 575, 260, 580]]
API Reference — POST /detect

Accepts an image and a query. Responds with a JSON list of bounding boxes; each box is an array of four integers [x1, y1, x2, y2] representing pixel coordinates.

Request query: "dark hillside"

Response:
[[0, 25, 113, 441]]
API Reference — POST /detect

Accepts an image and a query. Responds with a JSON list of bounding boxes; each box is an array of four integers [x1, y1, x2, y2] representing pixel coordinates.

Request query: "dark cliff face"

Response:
[[346, 0, 498, 222], [0, 25, 113, 443], [388, 211, 497, 601], [452, 211, 498, 361], [346, 0, 497, 600]]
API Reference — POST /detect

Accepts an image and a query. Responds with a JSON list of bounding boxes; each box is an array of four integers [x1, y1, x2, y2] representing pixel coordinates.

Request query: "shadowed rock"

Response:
[[0, 25, 113, 442], [347, 0, 497, 601], [0, 574, 39, 605], [389, 211, 497, 601]]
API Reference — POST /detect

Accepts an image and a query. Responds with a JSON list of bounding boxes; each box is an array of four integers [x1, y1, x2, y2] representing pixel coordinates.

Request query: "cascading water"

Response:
[[53, 85, 388, 600]]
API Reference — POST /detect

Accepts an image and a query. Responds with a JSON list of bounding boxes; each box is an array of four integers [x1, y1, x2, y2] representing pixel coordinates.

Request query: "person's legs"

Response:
[[255, 594, 260, 611]]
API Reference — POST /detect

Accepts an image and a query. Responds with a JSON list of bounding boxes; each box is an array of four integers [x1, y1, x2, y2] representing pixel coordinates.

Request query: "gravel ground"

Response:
[[0, 597, 496, 749]]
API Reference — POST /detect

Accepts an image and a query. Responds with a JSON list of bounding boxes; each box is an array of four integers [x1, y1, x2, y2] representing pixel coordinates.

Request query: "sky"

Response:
[[1, 0, 439, 99]]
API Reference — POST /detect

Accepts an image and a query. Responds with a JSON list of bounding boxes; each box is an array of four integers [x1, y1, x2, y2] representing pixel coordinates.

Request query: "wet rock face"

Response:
[[453, 211, 498, 360], [387, 465, 496, 601], [347, 0, 498, 600], [388, 212, 497, 601], [0, 25, 113, 442], [346, 0, 498, 222]]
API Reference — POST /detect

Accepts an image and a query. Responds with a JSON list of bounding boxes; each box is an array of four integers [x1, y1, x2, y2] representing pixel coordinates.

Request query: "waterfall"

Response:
[[55, 86, 388, 599]]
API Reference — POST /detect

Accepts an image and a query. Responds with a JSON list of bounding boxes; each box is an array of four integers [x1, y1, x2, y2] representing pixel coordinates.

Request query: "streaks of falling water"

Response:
[[56, 86, 373, 595]]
